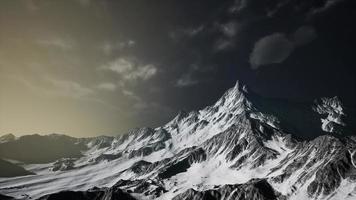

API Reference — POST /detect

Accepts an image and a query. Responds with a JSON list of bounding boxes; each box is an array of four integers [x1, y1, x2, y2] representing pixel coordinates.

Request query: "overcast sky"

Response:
[[0, 0, 355, 137]]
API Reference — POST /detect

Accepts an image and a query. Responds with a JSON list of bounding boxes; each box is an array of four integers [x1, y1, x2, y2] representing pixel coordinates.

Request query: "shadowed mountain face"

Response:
[[0, 194, 14, 200], [248, 93, 353, 140], [0, 81, 355, 200], [0, 159, 34, 178], [37, 188, 137, 200], [0, 134, 87, 163], [250, 96, 323, 140]]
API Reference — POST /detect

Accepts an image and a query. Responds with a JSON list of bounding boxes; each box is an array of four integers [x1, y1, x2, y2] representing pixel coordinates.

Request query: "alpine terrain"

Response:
[[0, 81, 355, 200]]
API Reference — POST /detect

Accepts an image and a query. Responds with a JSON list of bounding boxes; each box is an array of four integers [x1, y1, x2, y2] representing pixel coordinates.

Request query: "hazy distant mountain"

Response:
[[0, 81, 355, 200], [0, 134, 86, 163], [0, 134, 16, 144], [0, 159, 34, 178]]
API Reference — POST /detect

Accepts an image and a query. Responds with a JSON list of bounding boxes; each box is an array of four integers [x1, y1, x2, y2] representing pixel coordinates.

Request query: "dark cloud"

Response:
[[292, 26, 317, 46], [175, 73, 199, 87], [214, 38, 234, 51], [229, 0, 248, 14], [175, 65, 200, 87], [220, 21, 239, 38], [249, 33, 294, 69], [99, 57, 157, 82], [213, 21, 243, 52], [309, 0, 346, 16], [250, 26, 317, 69], [101, 40, 135, 56]]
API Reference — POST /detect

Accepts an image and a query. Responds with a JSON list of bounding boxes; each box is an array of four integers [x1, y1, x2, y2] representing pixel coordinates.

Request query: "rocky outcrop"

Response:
[[38, 187, 137, 200], [172, 179, 286, 200]]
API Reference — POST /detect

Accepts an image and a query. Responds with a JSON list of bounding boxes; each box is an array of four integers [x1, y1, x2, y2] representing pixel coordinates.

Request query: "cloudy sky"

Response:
[[0, 0, 355, 137]]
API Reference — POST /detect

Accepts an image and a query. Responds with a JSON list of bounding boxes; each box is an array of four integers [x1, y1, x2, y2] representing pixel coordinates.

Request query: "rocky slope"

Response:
[[0, 81, 355, 200]]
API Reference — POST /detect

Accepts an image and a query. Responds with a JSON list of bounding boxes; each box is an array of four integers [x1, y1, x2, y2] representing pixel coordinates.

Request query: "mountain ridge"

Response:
[[0, 81, 355, 200]]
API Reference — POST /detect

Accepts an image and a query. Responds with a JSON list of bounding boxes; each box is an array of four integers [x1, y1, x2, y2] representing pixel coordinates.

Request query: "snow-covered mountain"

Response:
[[0, 81, 355, 200]]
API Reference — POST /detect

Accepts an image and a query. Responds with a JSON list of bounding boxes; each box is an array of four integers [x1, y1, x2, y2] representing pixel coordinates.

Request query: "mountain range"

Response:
[[0, 81, 355, 200]]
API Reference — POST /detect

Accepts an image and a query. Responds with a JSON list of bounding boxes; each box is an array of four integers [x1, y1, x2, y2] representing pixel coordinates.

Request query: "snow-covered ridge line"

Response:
[[0, 81, 355, 200]]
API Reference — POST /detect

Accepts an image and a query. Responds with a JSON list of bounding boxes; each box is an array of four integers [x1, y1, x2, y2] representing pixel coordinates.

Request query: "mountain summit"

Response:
[[0, 81, 355, 200]]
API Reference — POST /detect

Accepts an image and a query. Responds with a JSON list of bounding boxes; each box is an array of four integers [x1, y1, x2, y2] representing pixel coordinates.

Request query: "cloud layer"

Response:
[[100, 58, 157, 82], [249, 26, 317, 69], [249, 33, 294, 69]]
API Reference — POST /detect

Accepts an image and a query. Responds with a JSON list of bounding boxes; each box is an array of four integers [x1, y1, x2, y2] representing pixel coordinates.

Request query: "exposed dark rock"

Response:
[[114, 179, 167, 198], [130, 160, 152, 174], [0, 193, 16, 200], [37, 187, 137, 200], [94, 153, 122, 163], [172, 179, 286, 200], [307, 150, 356, 196], [52, 158, 76, 171], [158, 148, 207, 179]]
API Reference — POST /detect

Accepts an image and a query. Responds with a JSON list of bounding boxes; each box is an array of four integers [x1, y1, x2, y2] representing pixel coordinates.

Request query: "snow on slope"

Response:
[[0, 81, 355, 200], [313, 96, 346, 133]]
